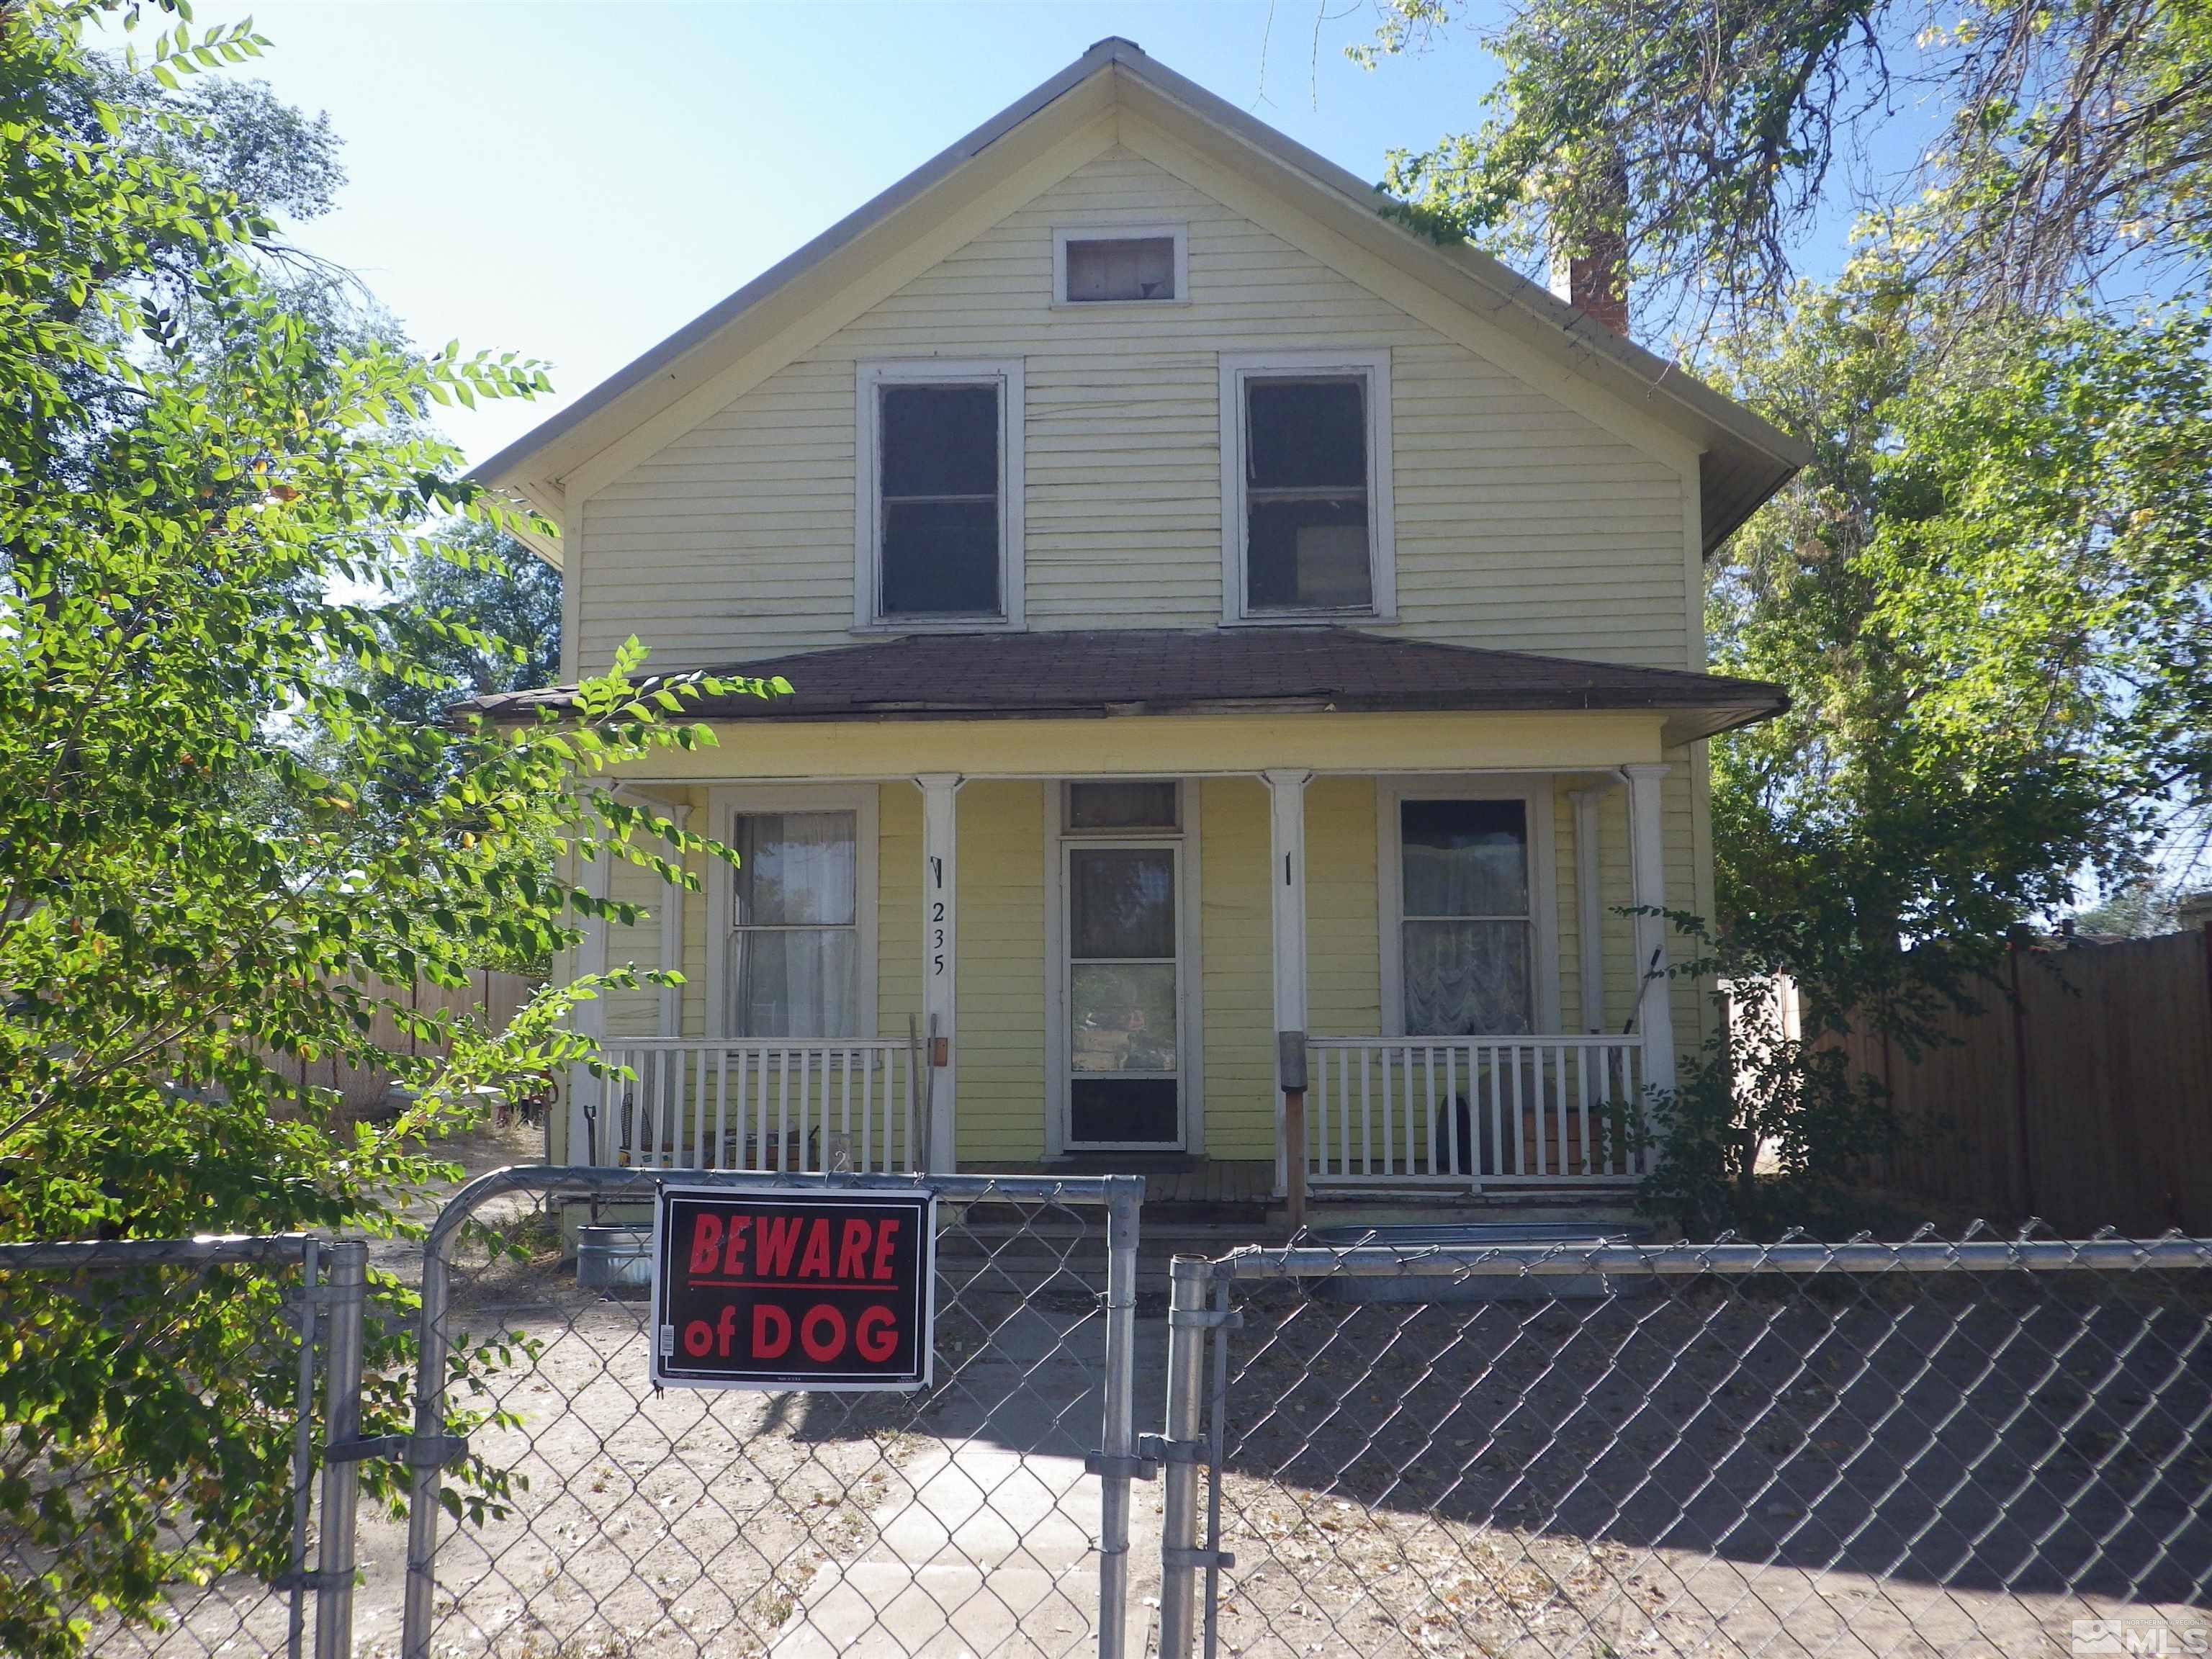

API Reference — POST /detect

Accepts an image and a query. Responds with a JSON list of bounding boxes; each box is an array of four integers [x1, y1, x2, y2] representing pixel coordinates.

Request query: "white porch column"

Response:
[[568, 844, 612, 1165], [917, 774, 963, 1172], [1570, 787, 1606, 1033], [1623, 763, 1676, 1093], [1263, 769, 1311, 1194], [656, 802, 691, 1040]]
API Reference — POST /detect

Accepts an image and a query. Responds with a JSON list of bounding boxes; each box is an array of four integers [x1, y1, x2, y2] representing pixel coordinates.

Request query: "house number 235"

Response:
[[930, 859, 947, 976]]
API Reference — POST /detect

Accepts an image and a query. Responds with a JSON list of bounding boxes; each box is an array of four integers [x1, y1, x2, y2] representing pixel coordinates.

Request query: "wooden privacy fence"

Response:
[[1845, 928, 2212, 1235], [287, 969, 540, 1123]]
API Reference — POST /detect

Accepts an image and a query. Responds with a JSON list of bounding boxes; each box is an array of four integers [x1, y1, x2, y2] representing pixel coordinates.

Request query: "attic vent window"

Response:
[[1053, 225, 1187, 306]]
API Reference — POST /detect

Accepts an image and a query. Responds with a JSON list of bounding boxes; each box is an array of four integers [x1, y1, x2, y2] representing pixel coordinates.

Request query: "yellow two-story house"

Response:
[[469, 39, 1803, 1203]]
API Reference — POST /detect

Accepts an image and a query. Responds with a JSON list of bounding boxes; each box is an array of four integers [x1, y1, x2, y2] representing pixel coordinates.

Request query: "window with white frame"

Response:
[[1053, 225, 1187, 305], [1220, 352, 1393, 620], [855, 361, 1023, 626], [727, 811, 858, 1038], [1398, 798, 1534, 1035]]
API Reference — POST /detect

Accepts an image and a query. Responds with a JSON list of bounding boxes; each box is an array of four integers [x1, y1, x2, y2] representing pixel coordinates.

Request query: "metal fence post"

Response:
[[313, 1238, 368, 1659], [1156, 1254, 1212, 1659], [400, 1218, 459, 1659], [1096, 1174, 1143, 1659], [284, 1238, 321, 1659]]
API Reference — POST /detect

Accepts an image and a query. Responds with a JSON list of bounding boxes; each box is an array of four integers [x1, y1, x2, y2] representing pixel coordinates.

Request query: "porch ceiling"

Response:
[[459, 626, 1786, 748]]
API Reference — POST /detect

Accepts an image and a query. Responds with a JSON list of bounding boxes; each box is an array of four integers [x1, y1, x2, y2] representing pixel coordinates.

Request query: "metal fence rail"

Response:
[[0, 1232, 363, 1659], [1157, 1236, 2212, 1659], [387, 1166, 1143, 1659]]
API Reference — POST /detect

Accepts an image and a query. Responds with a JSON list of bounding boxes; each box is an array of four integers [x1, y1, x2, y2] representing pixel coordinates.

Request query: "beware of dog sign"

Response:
[[649, 1185, 936, 1392]]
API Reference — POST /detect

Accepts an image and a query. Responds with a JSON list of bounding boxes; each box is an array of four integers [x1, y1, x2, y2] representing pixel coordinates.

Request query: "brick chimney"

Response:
[[1558, 233, 1629, 334], [1546, 150, 1630, 336]]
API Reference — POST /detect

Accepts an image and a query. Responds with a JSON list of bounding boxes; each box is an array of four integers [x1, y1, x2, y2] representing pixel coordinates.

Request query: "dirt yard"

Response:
[[1202, 1267, 2212, 1658], [73, 1187, 2212, 1659]]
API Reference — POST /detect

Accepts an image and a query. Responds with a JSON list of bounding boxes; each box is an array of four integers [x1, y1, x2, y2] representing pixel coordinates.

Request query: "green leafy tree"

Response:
[[1707, 288, 2212, 1030], [1634, 968, 1897, 1237], [1357, 0, 2212, 340], [0, 5, 780, 1650]]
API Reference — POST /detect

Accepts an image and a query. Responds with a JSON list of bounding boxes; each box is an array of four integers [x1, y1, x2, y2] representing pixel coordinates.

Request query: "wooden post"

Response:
[[1623, 764, 1675, 1093], [657, 802, 691, 1040], [917, 774, 961, 1172], [1279, 1030, 1308, 1240], [1264, 770, 1311, 1201]]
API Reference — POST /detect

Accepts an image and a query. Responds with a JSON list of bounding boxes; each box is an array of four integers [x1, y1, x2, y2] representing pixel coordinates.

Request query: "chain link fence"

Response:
[[378, 1166, 1143, 1659], [0, 1233, 358, 1659], [1156, 1236, 2212, 1659], [12, 1208, 2212, 1659]]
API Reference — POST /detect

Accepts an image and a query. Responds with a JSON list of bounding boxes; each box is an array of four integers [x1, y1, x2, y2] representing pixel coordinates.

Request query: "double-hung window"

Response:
[[1220, 351, 1393, 621], [1397, 798, 1537, 1035], [855, 360, 1024, 628], [728, 811, 858, 1038]]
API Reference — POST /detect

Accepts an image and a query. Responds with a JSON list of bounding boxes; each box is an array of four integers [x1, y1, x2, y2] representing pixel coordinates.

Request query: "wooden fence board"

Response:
[[1859, 929, 2212, 1234], [287, 970, 542, 1124]]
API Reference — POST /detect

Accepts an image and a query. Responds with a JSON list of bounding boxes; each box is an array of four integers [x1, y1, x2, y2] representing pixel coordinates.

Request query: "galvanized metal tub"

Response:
[[575, 1224, 653, 1290]]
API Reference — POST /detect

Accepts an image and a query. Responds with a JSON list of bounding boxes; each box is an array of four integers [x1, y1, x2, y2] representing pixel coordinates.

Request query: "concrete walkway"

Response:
[[770, 1437, 1162, 1658]]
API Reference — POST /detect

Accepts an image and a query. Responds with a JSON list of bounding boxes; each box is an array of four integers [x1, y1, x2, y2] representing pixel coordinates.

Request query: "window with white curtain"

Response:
[[728, 811, 858, 1038], [1399, 799, 1534, 1035]]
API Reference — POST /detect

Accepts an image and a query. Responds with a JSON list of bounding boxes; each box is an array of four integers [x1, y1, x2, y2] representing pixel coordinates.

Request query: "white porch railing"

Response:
[[596, 1039, 920, 1174], [1306, 1035, 1648, 1187]]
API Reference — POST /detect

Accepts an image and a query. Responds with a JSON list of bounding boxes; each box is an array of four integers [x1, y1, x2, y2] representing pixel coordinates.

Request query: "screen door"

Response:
[[1064, 842, 1183, 1149]]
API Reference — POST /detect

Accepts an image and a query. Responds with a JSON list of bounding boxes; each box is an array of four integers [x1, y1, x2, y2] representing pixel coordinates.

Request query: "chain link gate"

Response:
[[393, 1166, 1143, 1659], [1154, 1236, 2212, 1659], [0, 1232, 370, 1659]]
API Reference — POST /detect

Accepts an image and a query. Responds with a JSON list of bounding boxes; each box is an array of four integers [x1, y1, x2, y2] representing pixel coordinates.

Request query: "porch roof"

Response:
[[460, 627, 1785, 746]]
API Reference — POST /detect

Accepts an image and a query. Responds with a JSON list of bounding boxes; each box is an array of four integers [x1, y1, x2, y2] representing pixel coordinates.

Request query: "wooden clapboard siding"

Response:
[[600, 848, 665, 1038], [1306, 777, 1382, 1049], [877, 781, 922, 1053], [577, 145, 1691, 675], [953, 781, 1048, 1159], [1200, 778, 1275, 1160]]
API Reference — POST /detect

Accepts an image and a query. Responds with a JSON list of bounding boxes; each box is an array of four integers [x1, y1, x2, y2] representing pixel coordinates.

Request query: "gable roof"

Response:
[[455, 626, 1787, 747], [477, 37, 1809, 563]]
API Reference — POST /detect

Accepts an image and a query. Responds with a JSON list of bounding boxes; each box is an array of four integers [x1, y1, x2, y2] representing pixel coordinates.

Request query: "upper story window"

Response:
[[1053, 225, 1188, 306], [855, 359, 1025, 629], [1219, 351, 1395, 623]]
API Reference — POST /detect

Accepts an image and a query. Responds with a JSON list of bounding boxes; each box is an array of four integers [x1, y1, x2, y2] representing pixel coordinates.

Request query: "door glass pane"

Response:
[[1403, 919, 1532, 1035], [1067, 781, 1178, 831], [1070, 962, 1178, 1072], [1071, 1078, 1180, 1144], [1401, 799, 1529, 917], [731, 928, 856, 1039], [1070, 849, 1175, 958], [734, 812, 855, 925]]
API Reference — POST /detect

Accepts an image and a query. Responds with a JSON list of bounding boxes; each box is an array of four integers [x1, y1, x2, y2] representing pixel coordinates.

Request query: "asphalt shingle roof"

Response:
[[458, 627, 1786, 745]]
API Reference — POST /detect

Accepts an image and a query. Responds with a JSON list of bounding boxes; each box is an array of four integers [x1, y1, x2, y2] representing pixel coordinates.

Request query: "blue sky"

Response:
[[236, 1, 1511, 467]]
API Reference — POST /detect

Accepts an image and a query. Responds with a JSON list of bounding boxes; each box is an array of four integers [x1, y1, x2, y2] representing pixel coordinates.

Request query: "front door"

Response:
[[1064, 842, 1184, 1150]]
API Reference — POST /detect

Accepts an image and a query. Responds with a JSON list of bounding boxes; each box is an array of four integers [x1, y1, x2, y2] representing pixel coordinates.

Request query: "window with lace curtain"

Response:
[[728, 811, 858, 1038], [1398, 798, 1534, 1035]]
